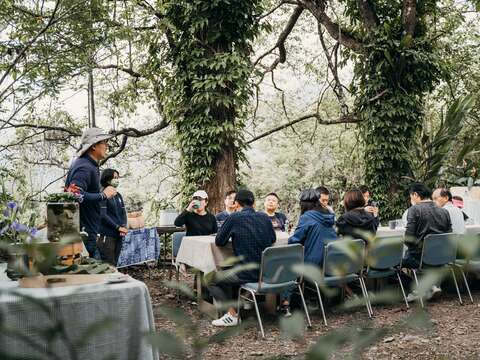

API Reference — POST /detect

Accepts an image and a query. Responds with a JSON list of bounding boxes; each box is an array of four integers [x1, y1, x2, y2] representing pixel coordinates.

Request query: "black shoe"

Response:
[[280, 304, 292, 317]]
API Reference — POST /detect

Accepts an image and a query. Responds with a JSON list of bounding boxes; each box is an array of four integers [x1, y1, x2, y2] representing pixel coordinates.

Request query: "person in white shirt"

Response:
[[432, 188, 466, 234]]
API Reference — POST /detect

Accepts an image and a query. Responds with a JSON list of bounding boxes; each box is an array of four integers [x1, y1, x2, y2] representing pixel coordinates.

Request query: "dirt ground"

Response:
[[126, 266, 480, 360]]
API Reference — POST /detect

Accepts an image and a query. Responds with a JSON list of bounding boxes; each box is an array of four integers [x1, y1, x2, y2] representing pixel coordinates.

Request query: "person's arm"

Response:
[[101, 199, 121, 231], [288, 216, 308, 245], [215, 216, 233, 247], [174, 211, 190, 227], [211, 214, 218, 234], [404, 207, 419, 246], [68, 167, 104, 202]]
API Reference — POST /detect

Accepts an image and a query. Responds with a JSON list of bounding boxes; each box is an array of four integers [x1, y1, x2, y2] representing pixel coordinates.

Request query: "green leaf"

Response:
[[146, 331, 187, 359]]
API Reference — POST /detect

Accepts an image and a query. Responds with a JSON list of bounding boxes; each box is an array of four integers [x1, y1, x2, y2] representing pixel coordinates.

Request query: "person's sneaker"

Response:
[[406, 291, 420, 302], [211, 313, 239, 327], [429, 285, 442, 300], [280, 303, 292, 318]]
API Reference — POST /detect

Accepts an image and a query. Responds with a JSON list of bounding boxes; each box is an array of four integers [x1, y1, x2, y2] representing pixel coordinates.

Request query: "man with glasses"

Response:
[[65, 128, 118, 257], [174, 190, 217, 236]]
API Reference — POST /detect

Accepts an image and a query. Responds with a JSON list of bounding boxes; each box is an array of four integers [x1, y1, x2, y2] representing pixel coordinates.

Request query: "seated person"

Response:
[[263, 192, 288, 231], [452, 195, 470, 222], [316, 186, 334, 213], [433, 188, 466, 234], [336, 189, 379, 242], [209, 189, 276, 327], [403, 183, 452, 300], [215, 190, 236, 228], [174, 190, 217, 236], [280, 189, 338, 316], [360, 185, 380, 217]]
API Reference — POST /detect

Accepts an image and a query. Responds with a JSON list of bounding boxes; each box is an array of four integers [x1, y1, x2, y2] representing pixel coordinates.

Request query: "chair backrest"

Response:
[[172, 232, 186, 258], [323, 239, 365, 277], [367, 236, 404, 270], [259, 244, 303, 286], [456, 233, 480, 261], [421, 233, 456, 267]]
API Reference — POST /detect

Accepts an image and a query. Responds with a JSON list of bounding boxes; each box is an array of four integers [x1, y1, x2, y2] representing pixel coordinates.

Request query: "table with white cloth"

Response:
[[376, 224, 480, 238], [117, 227, 161, 268], [175, 231, 289, 316], [0, 268, 158, 360]]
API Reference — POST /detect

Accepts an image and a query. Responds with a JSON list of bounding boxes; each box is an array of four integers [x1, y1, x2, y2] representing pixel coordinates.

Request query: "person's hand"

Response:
[[365, 206, 379, 217], [103, 186, 117, 199], [186, 200, 198, 212], [118, 226, 128, 236]]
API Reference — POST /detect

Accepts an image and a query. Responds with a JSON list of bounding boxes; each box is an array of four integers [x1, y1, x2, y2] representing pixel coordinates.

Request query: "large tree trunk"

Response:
[[204, 145, 236, 214]]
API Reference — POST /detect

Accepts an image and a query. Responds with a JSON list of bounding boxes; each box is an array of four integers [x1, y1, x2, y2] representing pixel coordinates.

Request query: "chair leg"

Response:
[[358, 278, 373, 318], [175, 267, 180, 301], [297, 284, 312, 328], [314, 282, 327, 326], [246, 289, 265, 338], [236, 288, 242, 322], [450, 266, 463, 305], [412, 270, 424, 308], [396, 271, 409, 309], [460, 268, 474, 304]]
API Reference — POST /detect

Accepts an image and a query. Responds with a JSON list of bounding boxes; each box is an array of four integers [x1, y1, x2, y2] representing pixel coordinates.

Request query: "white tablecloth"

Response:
[[176, 231, 289, 274], [0, 273, 158, 360], [376, 224, 480, 238]]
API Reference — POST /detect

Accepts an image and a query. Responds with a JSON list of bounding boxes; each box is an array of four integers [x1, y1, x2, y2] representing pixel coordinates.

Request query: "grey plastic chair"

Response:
[[455, 233, 480, 303], [237, 244, 311, 338], [169, 231, 186, 281], [412, 233, 462, 307], [312, 239, 372, 326], [365, 236, 409, 312]]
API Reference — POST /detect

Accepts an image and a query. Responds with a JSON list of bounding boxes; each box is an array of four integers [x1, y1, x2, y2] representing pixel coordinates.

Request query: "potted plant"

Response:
[[151, 198, 178, 226], [0, 200, 39, 280]]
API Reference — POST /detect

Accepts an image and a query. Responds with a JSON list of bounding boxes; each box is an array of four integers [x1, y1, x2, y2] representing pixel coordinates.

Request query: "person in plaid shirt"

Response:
[[209, 189, 276, 327]]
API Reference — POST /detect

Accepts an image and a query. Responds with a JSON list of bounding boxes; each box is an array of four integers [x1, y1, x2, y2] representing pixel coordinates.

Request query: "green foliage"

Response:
[[347, 3, 446, 219], [411, 95, 477, 188], [159, 0, 264, 202]]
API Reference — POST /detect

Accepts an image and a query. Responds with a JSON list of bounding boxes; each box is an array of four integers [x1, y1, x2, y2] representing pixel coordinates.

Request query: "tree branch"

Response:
[[95, 64, 142, 78], [253, 6, 304, 69], [247, 112, 359, 144], [100, 135, 128, 165], [301, 0, 363, 52]]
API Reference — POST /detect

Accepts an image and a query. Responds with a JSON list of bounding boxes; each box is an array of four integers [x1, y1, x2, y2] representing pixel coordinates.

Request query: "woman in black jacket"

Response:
[[98, 169, 128, 265], [336, 189, 379, 242]]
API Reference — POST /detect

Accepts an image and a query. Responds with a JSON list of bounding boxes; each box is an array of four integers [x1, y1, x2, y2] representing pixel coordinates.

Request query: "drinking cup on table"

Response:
[[388, 220, 396, 230]]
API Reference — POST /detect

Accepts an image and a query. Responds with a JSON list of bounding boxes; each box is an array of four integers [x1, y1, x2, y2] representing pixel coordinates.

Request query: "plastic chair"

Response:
[[237, 244, 311, 338], [455, 233, 480, 303], [365, 236, 409, 312], [411, 233, 462, 307], [169, 232, 186, 281], [312, 239, 372, 326]]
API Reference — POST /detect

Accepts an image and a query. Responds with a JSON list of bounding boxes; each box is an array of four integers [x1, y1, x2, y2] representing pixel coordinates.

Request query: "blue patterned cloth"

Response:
[[117, 228, 161, 268]]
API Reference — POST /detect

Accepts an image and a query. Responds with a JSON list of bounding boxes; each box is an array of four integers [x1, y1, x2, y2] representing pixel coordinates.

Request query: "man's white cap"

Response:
[[192, 190, 208, 199]]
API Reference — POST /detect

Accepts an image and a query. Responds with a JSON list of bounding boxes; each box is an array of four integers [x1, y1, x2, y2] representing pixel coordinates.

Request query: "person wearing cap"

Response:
[[174, 190, 217, 236], [209, 189, 276, 327], [65, 127, 118, 257], [280, 189, 338, 316]]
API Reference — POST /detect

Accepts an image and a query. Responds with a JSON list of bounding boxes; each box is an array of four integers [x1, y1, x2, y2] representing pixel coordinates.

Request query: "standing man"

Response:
[[432, 188, 466, 234], [215, 190, 236, 228], [65, 128, 117, 257]]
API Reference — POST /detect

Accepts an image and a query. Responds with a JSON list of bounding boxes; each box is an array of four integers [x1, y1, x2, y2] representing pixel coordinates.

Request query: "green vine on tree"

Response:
[[158, 0, 264, 207]]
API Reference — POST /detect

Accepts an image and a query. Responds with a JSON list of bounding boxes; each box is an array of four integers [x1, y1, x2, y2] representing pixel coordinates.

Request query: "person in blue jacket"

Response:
[[65, 128, 118, 257], [98, 169, 128, 265], [280, 188, 337, 316]]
